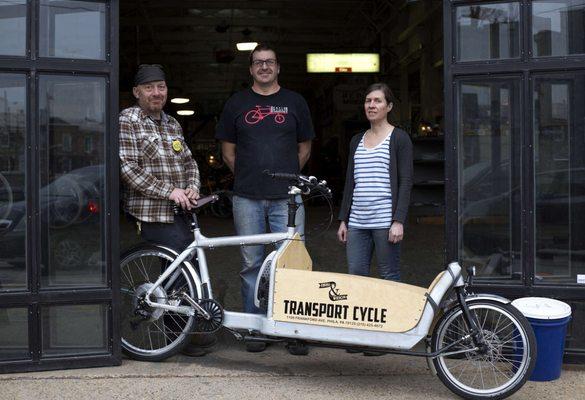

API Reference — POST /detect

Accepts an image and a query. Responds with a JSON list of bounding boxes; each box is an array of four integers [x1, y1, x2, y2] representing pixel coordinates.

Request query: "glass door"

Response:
[[457, 77, 522, 283], [445, 0, 585, 362], [0, 0, 119, 373], [533, 74, 585, 285]]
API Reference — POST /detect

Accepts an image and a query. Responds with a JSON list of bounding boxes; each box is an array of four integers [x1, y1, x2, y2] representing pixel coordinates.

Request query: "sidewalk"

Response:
[[2, 339, 585, 400]]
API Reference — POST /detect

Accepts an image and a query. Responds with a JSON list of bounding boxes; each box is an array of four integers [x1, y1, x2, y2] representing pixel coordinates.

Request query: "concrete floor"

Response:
[[1, 340, 584, 400]]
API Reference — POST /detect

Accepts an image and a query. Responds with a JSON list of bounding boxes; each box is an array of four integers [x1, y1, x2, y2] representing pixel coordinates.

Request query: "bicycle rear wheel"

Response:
[[431, 300, 536, 400], [120, 245, 200, 361]]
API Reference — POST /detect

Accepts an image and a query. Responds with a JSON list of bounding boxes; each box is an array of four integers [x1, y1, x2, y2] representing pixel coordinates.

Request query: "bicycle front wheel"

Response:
[[431, 300, 536, 400], [120, 245, 200, 361]]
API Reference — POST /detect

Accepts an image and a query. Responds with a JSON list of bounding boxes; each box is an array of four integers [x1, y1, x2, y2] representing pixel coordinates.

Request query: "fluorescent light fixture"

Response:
[[306, 53, 380, 73], [236, 42, 258, 51], [171, 97, 190, 104], [177, 110, 195, 116]]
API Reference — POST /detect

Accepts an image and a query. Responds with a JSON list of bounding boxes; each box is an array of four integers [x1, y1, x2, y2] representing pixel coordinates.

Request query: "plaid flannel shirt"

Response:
[[119, 106, 200, 223]]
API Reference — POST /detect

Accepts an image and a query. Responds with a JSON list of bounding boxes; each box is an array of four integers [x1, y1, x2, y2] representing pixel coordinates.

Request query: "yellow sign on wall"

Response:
[[306, 53, 380, 73]]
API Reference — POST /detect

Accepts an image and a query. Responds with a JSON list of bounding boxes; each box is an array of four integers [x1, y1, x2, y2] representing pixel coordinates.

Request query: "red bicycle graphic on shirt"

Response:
[[244, 105, 286, 125]]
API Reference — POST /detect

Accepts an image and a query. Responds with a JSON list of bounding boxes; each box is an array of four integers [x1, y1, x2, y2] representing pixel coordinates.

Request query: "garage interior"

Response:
[[118, 0, 446, 309], [4, 0, 585, 372]]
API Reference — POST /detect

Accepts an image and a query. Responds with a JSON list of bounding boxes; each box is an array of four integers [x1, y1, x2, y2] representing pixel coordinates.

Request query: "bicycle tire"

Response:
[[120, 244, 201, 361], [431, 300, 536, 400]]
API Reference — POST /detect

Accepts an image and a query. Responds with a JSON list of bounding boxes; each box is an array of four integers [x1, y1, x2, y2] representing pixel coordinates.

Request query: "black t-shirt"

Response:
[[215, 88, 315, 199]]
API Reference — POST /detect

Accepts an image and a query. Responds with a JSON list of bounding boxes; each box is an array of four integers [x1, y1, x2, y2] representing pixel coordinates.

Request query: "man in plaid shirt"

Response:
[[119, 64, 213, 356], [120, 64, 200, 239]]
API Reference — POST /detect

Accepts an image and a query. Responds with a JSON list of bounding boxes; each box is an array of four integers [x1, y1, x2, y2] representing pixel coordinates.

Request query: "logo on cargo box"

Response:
[[319, 281, 348, 301]]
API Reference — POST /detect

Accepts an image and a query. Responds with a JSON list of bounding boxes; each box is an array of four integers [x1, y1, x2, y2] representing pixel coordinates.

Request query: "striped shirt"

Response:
[[119, 106, 200, 223], [348, 132, 392, 229]]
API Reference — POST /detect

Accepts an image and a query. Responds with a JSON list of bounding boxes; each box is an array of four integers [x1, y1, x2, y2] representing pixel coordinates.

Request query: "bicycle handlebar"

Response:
[[263, 170, 331, 198], [265, 171, 300, 181]]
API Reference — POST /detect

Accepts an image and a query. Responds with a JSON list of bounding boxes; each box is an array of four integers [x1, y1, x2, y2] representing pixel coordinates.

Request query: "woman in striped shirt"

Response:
[[337, 83, 413, 281]]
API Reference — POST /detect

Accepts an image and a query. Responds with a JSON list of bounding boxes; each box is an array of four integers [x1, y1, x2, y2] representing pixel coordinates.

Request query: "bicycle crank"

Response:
[[196, 299, 224, 333], [181, 294, 224, 333]]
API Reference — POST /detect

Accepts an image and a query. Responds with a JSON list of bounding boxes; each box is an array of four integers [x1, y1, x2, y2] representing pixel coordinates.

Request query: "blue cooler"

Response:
[[512, 297, 572, 382]]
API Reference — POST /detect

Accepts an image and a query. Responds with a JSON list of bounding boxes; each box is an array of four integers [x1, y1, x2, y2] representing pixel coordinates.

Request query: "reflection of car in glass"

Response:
[[0, 166, 103, 268], [45, 167, 102, 229], [461, 160, 584, 275], [0, 165, 102, 233], [0, 172, 13, 221]]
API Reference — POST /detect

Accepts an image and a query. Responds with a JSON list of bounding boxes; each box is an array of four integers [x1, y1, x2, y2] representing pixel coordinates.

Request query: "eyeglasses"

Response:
[[251, 59, 277, 67]]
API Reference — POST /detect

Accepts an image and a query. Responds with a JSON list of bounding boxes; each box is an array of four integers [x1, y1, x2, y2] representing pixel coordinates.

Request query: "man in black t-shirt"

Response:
[[216, 43, 315, 353]]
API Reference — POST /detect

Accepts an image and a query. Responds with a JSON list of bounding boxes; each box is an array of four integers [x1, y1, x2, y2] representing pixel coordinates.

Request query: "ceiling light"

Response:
[[177, 110, 195, 116], [237, 42, 258, 51], [171, 97, 190, 104], [306, 53, 380, 73]]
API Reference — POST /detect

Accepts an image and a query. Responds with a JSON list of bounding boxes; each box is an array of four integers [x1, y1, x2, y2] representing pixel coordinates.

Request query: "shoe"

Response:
[[181, 333, 217, 357], [362, 351, 384, 356], [286, 342, 309, 356], [345, 348, 362, 354], [190, 334, 217, 348], [181, 343, 208, 357], [245, 341, 267, 352]]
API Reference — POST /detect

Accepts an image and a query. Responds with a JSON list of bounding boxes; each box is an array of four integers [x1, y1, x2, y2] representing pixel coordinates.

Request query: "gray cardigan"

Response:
[[338, 128, 413, 224]]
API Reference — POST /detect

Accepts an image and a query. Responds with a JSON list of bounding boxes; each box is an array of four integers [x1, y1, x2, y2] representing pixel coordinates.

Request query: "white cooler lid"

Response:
[[512, 297, 572, 320]]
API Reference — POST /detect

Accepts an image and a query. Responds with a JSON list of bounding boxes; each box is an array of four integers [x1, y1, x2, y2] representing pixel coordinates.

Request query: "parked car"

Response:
[[0, 165, 103, 270]]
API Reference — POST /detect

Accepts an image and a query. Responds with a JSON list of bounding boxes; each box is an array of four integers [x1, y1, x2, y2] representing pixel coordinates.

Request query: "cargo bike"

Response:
[[120, 173, 536, 400]]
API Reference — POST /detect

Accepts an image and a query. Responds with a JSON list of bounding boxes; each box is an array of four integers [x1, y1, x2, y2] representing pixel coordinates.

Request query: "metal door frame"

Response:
[[0, 0, 120, 373], [444, 0, 585, 363]]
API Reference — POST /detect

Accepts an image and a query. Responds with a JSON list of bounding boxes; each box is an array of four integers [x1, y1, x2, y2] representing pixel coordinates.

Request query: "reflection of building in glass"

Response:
[[457, 4, 520, 60], [533, 3, 585, 56], [48, 118, 104, 175], [0, 87, 26, 205], [0, 110, 25, 169]]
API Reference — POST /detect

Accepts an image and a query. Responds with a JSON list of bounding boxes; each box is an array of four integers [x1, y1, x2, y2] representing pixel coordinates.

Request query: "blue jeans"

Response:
[[346, 227, 401, 281], [232, 195, 305, 313]]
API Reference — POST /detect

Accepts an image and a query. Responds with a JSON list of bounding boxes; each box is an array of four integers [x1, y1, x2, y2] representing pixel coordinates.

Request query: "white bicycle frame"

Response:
[[143, 186, 302, 317], [143, 185, 468, 351]]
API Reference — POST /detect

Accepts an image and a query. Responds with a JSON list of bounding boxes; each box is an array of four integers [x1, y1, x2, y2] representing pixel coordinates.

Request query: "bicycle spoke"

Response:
[[456, 356, 473, 382], [445, 319, 468, 337], [480, 309, 489, 330], [498, 331, 522, 344], [492, 320, 515, 337], [491, 360, 500, 388], [151, 318, 174, 343], [135, 258, 150, 282], [121, 265, 134, 288]]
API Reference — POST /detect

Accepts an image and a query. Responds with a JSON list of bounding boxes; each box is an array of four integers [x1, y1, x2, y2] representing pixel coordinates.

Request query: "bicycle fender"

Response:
[[148, 244, 203, 299], [464, 293, 511, 305], [441, 293, 511, 314]]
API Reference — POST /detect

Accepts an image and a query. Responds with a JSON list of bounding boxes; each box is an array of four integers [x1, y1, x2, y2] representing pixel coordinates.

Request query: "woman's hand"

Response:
[[388, 221, 404, 243], [337, 221, 348, 243]]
